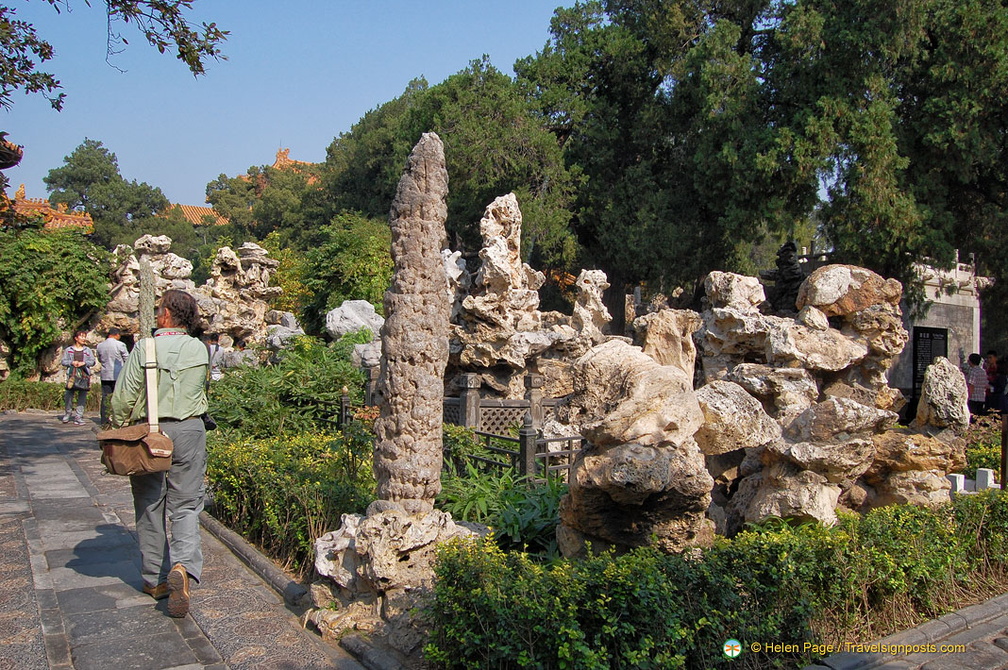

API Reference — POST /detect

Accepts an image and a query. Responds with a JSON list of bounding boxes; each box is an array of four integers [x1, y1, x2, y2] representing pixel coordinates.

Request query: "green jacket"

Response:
[[110, 330, 209, 427]]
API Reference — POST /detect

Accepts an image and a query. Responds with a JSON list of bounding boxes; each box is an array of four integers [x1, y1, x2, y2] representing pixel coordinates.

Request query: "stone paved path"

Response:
[[805, 594, 1008, 670], [0, 412, 363, 670]]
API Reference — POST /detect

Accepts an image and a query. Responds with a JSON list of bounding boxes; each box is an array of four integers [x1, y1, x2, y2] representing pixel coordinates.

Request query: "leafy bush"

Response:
[[426, 492, 1008, 669], [208, 333, 368, 437], [205, 422, 376, 576], [0, 377, 100, 412], [442, 423, 491, 469], [0, 228, 110, 373], [962, 415, 1003, 481], [437, 462, 566, 558], [965, 439, 1001, 481]]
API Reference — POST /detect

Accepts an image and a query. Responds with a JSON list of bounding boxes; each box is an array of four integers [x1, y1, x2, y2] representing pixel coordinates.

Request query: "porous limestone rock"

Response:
[[559, 440, 715, 554], [264, 324, 305, 352], [326, 299, 385, 340], [786, 397, 898, 442], [557, 339, 714, 554], [101, 235, 282, 345], [845, 304, 909, 357], [311, 134, 483, 665], [796, 264, 902, 317], [446, 195, 614, 398], [198, 242, 281, 341], [869, 470, 952, 507], [913, 356, 970, 435], [726, 363, 819, 427], [564, 340, 702, 448], [764, 320, 870, 371], [374, 132, 451, 515], [694, 380, 781, 455], [633, 308, 703, 377], [704, 271, 765, 312], [768, 438, 876, 484], [312, 505, 484, 656], [797, 305, 830, 331], [735, 462, 841, 527], [698, 307, 775, 359], [462, 193, 544, 332], [866, 430, 966, 478], [571, 269, 612, 344]]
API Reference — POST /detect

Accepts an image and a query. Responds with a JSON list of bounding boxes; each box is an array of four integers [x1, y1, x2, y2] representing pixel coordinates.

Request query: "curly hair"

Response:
[[159, 289, 200, 332]]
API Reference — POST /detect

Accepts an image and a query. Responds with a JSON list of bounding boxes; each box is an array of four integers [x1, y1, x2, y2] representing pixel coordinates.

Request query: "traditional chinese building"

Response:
[[164, 203, 229, 226], [10, 185, 94, 232]]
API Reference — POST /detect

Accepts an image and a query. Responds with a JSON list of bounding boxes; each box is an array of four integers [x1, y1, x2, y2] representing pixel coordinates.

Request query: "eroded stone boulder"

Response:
[[633, 308, 703, 377], [913, 356, 970, 434], [326, 299, 385, 340], [312, 505, 484, 657], [558, 339, 713, 555], [694, 380, 781, 455], [796, 264, 902, 317], [734, 462, 841, 527], [786, 397, 898, 442], [565, 340, 702, 448], [727, 363, 819, 427], [705, 271, 765, 312]]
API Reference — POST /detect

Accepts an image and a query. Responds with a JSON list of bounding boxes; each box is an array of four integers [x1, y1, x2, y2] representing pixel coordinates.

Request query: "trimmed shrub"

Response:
[[205, 421, 376, 575], [0, 377, 100, 412], [426, 492, 1008, 670]]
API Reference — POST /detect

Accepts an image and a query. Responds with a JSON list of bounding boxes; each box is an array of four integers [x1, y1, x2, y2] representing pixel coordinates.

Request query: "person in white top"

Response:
[[96, 327, 129, 425], [205, 332, 223, 382]]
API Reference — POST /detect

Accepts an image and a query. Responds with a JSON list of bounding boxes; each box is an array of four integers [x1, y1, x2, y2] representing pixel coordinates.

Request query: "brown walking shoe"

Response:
[[142, 582, 169, 600], [166, 563, 190, 618]]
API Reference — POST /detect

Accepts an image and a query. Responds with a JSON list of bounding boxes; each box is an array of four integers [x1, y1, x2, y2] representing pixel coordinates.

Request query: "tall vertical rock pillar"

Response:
[[374, 132, 450, 514]]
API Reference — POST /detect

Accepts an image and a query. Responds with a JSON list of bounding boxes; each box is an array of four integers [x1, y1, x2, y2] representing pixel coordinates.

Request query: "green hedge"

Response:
[[0, 378, 101, 412], [205, 421, 376, 576], [425, 491, 1008, 669]]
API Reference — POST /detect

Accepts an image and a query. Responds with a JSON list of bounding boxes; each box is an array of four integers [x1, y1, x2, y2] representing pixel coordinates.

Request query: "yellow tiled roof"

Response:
[[9, 186, 94, 233], [167, 203, 229, 227]]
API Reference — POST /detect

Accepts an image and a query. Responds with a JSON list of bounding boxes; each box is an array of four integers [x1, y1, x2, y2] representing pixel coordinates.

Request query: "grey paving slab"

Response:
[[70, 631, 201, 670]]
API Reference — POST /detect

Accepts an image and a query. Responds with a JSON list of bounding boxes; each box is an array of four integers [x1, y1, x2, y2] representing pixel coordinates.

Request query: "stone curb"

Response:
[[807, 592, 1008, 670], [198, 510, 308, 606]]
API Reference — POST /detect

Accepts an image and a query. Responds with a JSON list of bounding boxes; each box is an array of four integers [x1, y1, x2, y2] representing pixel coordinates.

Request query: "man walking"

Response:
[[96, 328, 129, 425]]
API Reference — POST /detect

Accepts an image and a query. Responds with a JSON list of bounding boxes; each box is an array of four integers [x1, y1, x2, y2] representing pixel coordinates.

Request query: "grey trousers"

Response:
[[130, 417, 206, 587], [63, 388, 87, 419]]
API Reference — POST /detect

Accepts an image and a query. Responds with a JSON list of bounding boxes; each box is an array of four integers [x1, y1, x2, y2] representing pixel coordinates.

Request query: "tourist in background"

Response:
[[205, 332, 223, 382], [96, 327, 129, 425], [985, 350, 1000, 413], [61, 329, 95, 426], [991, 364, 1008, 415], [109, 289, 209, 618], [966, 353, 989, 416]]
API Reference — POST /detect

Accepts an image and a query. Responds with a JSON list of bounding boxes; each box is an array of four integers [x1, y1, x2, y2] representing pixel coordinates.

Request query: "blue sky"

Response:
[[2, 0, 563, 206]]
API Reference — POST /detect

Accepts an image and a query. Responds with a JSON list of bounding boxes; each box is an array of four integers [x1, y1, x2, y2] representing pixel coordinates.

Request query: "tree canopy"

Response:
[[0, 0, 227, 110], [0, 224, 109, 374], [43, 138, 175, 248], [317, 59, 580, 270], [512, 0, 1006, 322]]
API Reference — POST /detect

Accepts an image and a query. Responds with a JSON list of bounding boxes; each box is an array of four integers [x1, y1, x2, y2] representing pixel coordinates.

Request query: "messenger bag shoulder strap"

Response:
[[143, 338, 160, 433]]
